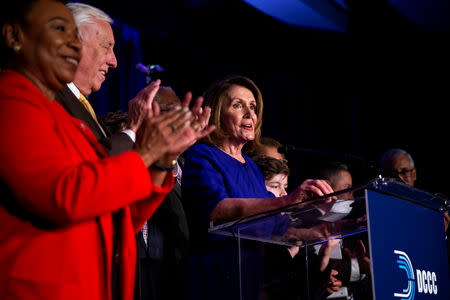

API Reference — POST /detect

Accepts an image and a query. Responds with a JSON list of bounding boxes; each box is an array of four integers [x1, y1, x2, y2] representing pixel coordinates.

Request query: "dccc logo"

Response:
[[394, 250, 438, 300]]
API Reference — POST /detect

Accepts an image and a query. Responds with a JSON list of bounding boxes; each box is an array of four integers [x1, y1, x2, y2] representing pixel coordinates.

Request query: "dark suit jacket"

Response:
[[134, 177, 190, 300], [138, 181, 189, 262], [55, 85, 134, 155]]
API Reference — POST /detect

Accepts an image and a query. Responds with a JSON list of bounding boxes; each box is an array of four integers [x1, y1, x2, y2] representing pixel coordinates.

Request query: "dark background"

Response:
[[80, 0, 450, 196]]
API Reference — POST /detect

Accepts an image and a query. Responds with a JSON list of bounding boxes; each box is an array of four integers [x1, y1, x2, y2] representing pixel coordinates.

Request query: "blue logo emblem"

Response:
[[394, 250, 416, 300]]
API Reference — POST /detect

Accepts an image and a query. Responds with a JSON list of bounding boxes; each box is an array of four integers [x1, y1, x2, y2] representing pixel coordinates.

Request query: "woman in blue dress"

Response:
[[181, 75, 334, 299]]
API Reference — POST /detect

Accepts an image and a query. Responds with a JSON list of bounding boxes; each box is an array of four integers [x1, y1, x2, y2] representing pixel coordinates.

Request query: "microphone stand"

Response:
[[280, 145, 367, 163], [279, 145, 375, 168]]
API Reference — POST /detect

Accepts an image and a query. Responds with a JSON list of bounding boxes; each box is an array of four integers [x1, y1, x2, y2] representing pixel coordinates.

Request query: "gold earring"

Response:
[[13, 44, 21, 53]]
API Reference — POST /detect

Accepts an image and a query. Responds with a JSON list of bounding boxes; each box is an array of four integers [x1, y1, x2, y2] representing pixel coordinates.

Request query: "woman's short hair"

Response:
[[0, 0, 69, 67], [200, 75, 263, 149], [1, 0, 69, 24], [252, 156, 290, 181]]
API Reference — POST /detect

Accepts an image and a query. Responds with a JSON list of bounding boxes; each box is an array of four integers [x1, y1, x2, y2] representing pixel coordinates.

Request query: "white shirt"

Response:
[[67, 82, 81, 99]]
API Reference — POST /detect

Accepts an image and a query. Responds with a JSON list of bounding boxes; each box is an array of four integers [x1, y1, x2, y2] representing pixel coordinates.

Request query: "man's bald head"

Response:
[[154, 86, 181, 112]]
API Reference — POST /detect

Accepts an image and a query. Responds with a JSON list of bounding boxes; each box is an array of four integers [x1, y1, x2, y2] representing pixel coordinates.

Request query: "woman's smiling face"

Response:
[[17, 0, 81, 91]]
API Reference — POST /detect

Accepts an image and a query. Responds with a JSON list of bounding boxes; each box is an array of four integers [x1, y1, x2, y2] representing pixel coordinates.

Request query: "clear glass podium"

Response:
[[208, 178, 450, 300]]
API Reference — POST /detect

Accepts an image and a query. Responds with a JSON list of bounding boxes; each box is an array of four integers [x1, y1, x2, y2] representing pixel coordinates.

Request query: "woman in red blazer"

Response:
[[0, 1, 213, 299]]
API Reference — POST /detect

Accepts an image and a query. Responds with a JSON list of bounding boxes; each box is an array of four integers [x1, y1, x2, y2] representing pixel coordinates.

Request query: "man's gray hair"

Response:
[[66, 2, 113, 29], [380, 148, 415, 169]]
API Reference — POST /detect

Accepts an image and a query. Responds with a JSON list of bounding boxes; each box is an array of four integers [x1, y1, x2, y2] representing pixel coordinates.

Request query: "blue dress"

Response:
[[181, 143, 274, 300]]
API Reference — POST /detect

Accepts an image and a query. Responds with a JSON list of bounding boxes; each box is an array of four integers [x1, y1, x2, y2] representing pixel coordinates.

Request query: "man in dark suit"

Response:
[[133, 87, 189, 300], [100, 87, 190, 300], [55, 2, 144, 156]]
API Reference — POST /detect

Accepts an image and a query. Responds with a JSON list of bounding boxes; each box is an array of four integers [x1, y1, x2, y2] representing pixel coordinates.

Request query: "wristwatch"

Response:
[[151, 160, 177, 171]]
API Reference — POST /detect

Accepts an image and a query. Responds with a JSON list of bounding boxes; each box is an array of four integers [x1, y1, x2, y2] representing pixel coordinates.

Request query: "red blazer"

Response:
[[0, 70, 174, 300]]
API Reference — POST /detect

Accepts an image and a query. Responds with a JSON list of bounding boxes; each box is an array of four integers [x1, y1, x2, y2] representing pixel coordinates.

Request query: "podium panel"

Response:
[[208, 179, 450, 300], [367, 189, 449, 300]]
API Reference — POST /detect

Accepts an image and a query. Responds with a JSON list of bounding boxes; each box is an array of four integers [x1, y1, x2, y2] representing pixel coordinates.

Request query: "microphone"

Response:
[[149, 64, 165, 72], [136, 63, 149, 74], [278, 144, 357, 158], [136, 63, 165, 84], [278, 144, 296, 154], [135, 63, 165, 75]]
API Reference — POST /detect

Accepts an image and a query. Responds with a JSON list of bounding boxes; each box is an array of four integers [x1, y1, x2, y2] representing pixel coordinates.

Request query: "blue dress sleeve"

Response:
[[182, 147, 225, 225], [182, 144, 275, 236]]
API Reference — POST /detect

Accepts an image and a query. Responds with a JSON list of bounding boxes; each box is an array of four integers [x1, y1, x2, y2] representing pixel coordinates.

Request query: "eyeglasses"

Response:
[[395, 168, 415, 178]]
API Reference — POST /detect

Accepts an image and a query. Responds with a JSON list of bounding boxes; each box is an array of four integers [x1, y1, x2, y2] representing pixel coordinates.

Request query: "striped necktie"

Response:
[[141, 221, 148, 246]]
